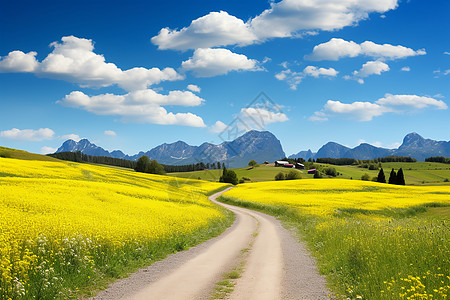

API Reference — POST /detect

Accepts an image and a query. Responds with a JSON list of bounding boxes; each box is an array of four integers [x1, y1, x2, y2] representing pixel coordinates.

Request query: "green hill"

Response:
[[168, 162, 450, 185], [0, 146, 61, 162]]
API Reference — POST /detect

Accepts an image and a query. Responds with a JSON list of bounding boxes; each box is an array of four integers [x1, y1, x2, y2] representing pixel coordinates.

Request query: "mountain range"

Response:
[[56, 130, 286, 168], [289, 132, 450, 161], [56, 131, 450, 168]]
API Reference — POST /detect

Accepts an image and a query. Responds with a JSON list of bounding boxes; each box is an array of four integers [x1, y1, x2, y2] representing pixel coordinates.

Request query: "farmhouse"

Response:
[[275, 160, 289, 167], [307, 169, 316, 174], [283, 164, 294, 168], [296, 163, 305, 169]]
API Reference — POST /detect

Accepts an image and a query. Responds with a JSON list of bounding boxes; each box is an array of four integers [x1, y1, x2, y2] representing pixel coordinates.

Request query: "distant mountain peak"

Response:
[[55, 129, 285, 168]]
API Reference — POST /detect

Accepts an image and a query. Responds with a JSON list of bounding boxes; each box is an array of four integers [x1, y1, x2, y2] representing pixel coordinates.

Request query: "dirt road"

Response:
[[93, 188, 330, 300]]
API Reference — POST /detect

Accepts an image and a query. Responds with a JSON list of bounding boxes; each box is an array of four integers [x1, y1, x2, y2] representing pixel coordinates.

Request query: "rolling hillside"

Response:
[[168, 162, 450, 185]]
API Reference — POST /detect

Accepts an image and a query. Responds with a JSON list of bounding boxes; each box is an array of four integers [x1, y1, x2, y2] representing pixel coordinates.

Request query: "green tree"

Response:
[[275, 172, 285, 181], [376, 168, 386, 183], [135, 155, 150, 172], [388, 169, 397, 184], [147, 160, 166, 175], [248, 160, 258, 168], [324, 167, 337, 177], [286, 170, 301, 180], [396, 168, 405, 185], [313, 170, 323, 178], [220, 166, 238, 185]]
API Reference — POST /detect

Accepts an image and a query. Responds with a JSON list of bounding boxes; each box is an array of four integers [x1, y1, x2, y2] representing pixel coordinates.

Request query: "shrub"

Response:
[[313, 171, 323, 178], [324, 167, 337, 177], [361, 173, 370, 181], [275, 172, 285, 181], [286, 170, 301, 180]]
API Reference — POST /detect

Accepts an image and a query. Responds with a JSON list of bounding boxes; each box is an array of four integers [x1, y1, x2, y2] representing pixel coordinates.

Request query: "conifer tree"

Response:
[[376, 168, 386, 183], [396, 168, 405, 185], [388, 168, 397, 184]]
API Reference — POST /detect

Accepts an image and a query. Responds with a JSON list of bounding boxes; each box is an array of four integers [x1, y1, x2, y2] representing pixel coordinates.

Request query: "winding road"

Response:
[[93, 188, 330, 300]]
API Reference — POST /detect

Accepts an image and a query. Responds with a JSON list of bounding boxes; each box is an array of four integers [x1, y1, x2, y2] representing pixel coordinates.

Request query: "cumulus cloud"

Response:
[[0, 51, 39, 72], [0, 36, 183, 91], [310, 94, 447, 122], [152, 0, 399, 50], [239, 107, 289, 130], [0, 128, 55, 141], [209, 121, 230, 133], [187, 84, 201, 93], [58, 89, 206, 127], [305, 38, 425, 61], [104, 130, 116, 136], [276, 65, 338, 90], [401, 66, 411, 72], [152, 11, 257, 50], [352, 60, 390, 82], [181, 48, 261, 77], [40, 146, 57, 154], [61, 134, 81, 142]]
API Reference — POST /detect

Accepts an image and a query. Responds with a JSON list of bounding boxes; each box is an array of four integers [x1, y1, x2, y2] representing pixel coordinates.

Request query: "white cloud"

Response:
[[401, 66, 410, 72], [305, 38, 361, 61], [0, 36, 183, 91], [0, 51, 39, 72], [181, 48, 261, 77], [40, 146, 57, 154], [444, 70, 450, 76], [310, 94, 447, 122], [376, 94, 448, 110], [239, 107, 289, 129], [0, 128, 55, 141], [151, 1, 399, 50], [444, 51, 450, 55], [323, 100, 387, 121], [104, 130, 116, 136], [353, 60, 390, 78], [151, 11, 257, 50], [58, 89, 206, 127], [303, 66, 339, 78], [305, 38, 425, 61], [187, 84, 201, 93], [209, 121, 230, 133], [61, 134, 81, 142], [276, 65, 338, 90]]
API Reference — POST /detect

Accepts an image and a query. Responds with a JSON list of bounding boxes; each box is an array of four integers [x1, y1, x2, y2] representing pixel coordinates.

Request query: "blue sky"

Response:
[[0, 0, 449, 157]]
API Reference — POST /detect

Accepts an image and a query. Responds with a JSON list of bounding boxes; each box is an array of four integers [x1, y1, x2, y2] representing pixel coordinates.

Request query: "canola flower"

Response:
[[0, 157, 229, 299], [223, 179, 449, 299]]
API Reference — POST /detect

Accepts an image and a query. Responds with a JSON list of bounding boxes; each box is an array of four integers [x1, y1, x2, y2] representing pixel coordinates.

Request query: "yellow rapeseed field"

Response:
[[222, 179, 450, 299], [0, 157, 229, 299], [224, 179, 450, 217]]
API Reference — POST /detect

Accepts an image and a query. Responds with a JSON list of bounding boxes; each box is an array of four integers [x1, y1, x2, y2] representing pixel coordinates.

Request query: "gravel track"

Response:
[[93, 187, 330, 300]]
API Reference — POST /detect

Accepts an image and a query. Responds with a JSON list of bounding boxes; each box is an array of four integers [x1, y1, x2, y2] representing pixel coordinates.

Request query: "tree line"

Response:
[[48, 151, 223, 173], [48, 151, 137, 169], [425, 156, 450, 164]]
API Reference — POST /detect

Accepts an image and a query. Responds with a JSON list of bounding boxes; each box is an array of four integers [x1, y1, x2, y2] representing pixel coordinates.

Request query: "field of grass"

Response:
[[0, 156, 232, 299], [170, 164, 303, 182], [220, 179, 450, 300], [324, 162, 450, 185], [169, 162, 450, 186]]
